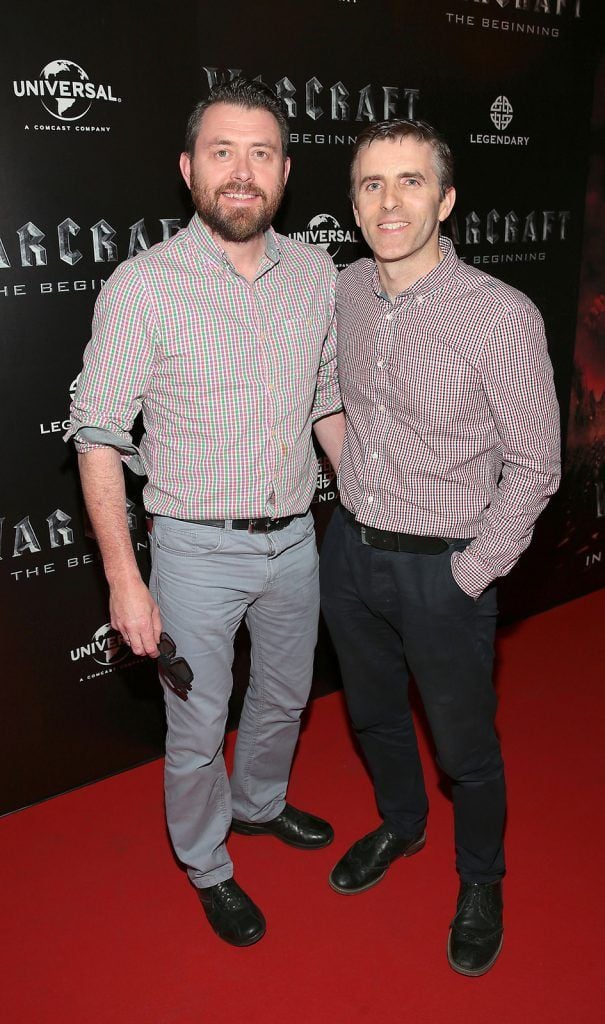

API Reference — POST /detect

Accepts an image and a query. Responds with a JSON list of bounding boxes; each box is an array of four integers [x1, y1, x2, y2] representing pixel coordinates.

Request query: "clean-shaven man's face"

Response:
[[352, 135, 455, 279]]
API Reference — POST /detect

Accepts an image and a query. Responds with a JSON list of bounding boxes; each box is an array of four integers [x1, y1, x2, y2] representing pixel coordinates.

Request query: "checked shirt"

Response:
[[336, 236, 561, 599], [66, 215, 341, 520]]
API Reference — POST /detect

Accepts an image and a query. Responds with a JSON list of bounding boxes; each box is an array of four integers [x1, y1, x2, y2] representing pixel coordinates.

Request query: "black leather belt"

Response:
[[341, 506, 449, 554], [187, 514, 304, 534]]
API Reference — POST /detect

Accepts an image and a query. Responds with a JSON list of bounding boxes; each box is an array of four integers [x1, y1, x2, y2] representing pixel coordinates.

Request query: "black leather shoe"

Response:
[[197, 878, 266, 947], [231, 803, 334, 849], [447, 881, 503, 976], [329, 825, 426, 894]]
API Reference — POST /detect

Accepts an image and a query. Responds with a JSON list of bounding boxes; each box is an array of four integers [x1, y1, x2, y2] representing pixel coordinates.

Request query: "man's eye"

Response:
[[404, 178, 420, 186], [254, 150, 268, 159], [366, 182, 381, 192], [215, 149, 229, 158]]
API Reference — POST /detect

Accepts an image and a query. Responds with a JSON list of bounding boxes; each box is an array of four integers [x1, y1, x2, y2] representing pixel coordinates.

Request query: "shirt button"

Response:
[[385, 313, 393, 321], [367, 495, 374, 504], [371, 452, 378, 460], [378, 403, 386, 412], [416, 295, 424, 305], [376, 360, 384, 368]]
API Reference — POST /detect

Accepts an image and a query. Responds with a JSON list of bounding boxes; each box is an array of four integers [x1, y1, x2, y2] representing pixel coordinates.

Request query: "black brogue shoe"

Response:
[[197, 878, 266, 947], [329, 825, 426, 895], [447, 881, 503, 977], [231, 803, 334, 849]]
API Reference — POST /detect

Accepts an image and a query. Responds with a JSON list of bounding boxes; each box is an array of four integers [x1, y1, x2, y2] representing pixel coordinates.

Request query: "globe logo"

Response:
[[40, 59, 92, 121], [490, 96, 513, 132], [91, 622, 131, 666], [307, 213, 343, 258]]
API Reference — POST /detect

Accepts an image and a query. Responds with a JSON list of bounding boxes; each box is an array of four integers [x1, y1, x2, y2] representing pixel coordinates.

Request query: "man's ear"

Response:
[[179, 152, 192, 190], [439, 186, 456, 223]]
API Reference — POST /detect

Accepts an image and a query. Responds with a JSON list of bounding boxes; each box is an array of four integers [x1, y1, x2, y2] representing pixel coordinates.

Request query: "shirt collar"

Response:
[[186, 214, 280, 269], [371, 234, 458, 302]]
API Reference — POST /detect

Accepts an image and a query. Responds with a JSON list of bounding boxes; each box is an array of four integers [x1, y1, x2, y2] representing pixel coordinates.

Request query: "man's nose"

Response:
[[231, 155, 253, 181], [381, 185, 400, 211]]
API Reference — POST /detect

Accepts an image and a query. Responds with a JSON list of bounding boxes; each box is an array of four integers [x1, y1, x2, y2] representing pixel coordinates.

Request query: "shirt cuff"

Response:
[[450, 548, 493, 600], [65, 425, 146, 476], [311, 396, 343, 423]]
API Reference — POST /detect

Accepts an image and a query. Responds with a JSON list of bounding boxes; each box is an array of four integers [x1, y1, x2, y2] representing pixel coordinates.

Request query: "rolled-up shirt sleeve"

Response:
[[451, 301, 561, 598], [311, 266, 342, 422], [64, 260, 157, 474]]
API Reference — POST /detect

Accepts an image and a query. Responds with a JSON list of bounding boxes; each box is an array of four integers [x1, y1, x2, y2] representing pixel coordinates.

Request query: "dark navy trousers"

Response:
[[320, 505, 505, 884]]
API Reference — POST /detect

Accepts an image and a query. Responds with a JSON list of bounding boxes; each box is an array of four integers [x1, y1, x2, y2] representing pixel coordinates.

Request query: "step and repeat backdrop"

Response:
[[1, 0, 603, 813]]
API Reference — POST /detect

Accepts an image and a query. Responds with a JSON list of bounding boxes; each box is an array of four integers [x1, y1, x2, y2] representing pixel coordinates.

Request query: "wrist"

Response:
[[105, 565, 143, 589]]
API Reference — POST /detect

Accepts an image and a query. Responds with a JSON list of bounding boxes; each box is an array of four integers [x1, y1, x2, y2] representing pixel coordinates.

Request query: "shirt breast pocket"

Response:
[[272, 312, 326, 384]]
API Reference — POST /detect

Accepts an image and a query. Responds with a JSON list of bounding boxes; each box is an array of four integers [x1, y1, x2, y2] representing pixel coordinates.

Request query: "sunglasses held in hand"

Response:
[[157, 632, 193, 701]]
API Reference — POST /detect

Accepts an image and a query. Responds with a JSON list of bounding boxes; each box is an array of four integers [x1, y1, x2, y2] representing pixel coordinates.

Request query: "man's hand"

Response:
[[109, 576, 162, 657]]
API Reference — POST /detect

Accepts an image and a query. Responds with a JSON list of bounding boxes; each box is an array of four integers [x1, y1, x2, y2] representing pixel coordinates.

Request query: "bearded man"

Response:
[[66, 78, 344, 947]]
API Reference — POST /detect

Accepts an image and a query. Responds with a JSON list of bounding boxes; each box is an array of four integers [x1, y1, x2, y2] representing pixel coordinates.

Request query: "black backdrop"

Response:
[[1, 0, 603, 814]]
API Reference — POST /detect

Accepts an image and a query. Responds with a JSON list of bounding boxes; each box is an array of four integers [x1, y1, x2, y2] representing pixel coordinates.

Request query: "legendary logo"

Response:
[[289, 214, 358, 260], [313, 455, 337, 505], [490, 95, 513, 131], [13, 59, 121, 123], [39, 375, 80, 438], [470, 95, 529, 146]]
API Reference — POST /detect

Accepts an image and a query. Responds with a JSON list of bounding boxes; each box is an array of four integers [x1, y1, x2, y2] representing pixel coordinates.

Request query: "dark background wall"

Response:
[[1, 0, 604, 815]]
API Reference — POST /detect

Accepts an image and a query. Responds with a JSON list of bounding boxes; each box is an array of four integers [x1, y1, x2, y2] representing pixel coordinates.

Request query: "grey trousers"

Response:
[[149, 512, 319, 888]]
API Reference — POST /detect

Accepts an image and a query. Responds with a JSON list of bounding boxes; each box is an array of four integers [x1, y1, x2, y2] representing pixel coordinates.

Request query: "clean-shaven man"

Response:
[[321, 119, 560, 975]]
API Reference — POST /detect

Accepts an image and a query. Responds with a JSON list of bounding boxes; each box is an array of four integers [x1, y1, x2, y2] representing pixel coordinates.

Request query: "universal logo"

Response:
[[13, 59, 121, 130], [70, 622, 132, 667], [469, 95, 530, 147], [288, 214, 358, 260]]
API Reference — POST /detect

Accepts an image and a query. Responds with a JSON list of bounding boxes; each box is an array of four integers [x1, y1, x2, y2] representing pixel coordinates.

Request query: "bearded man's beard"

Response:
[[190, 166, 285, 243]]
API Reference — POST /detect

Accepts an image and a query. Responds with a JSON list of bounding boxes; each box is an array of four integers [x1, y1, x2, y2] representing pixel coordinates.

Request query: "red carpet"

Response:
[[2, 590, 604, 1023]]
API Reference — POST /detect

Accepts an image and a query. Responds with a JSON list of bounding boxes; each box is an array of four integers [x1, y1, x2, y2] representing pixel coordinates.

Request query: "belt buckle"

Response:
[[360, 525, 367, 545], [248, 518, 272, 534]]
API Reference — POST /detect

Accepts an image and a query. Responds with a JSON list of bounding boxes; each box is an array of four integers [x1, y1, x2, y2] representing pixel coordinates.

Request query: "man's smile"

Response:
[[377, 220, 410, 232], [221, 189, 262, 201]]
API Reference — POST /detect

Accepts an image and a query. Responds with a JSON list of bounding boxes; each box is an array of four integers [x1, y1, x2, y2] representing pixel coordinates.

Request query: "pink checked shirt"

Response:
[[336, 236, 561, 598], [66, 216, 341, 520]]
